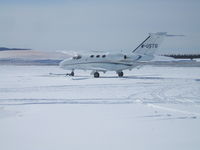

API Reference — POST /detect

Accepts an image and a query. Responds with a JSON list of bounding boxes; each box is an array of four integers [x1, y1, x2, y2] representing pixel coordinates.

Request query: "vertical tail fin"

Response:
[[132, 32, 167, 55]]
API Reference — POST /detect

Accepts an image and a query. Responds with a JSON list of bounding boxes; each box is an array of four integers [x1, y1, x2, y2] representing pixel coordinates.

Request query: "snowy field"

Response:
[[0, 65, 200, 150]]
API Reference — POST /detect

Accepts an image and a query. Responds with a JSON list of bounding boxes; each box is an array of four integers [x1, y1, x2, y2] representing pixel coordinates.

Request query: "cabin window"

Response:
[[90, 55, 94, 58], [96, 55, 100, 58], [124, 55, 127, 59], [102, 55, 106, 58], [73, 55, 82, 60]]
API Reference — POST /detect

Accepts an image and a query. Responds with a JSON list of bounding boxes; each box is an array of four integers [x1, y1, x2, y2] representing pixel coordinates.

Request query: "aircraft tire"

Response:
[[118, 71, 124, 77], [71, 71, 74, 76], [94, 72, 100, 78]]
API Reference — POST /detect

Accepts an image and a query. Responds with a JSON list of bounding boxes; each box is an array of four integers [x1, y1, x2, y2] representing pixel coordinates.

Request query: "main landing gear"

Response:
[[94, 72, 100, 78], [117, 71, 124, 77], [93, 71, 123, 78]]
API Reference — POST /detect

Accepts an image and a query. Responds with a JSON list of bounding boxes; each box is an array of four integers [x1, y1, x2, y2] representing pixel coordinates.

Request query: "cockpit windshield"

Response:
[[72, 55, 82, 60]]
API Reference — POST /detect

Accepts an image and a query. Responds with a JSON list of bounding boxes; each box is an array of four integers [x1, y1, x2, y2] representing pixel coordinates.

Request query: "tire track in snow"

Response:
[[147, 103, 200, 116]]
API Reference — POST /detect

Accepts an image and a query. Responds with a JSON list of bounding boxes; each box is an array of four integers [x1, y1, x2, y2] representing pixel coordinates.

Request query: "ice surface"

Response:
[[0, 65, 200, 150]]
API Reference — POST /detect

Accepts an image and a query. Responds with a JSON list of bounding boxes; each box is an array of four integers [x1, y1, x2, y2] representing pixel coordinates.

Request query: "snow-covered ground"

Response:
[[0, 65, 200, 150]]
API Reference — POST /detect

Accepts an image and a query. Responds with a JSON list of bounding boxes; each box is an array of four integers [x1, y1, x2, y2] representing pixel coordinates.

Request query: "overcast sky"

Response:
[[0, 0, 200, 54]]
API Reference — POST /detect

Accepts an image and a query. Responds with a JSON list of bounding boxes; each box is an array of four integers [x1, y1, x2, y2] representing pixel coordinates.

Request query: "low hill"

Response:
[[0, 50, 70, 65], [0, 47, 31, 51]]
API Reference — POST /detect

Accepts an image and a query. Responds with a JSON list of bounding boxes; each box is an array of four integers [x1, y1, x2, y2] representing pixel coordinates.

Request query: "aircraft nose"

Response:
[[59, 58, 72, 69], [59, 59, 68, 68]]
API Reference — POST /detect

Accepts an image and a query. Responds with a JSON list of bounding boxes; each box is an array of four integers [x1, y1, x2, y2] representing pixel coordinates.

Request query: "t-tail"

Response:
[[132, 32, 184, 56], [132, 32, 167, 56]]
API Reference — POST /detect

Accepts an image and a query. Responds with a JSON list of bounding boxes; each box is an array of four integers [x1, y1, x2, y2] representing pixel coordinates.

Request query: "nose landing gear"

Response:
[[70, 71, 74, 76], [66, 71, 74, 76]]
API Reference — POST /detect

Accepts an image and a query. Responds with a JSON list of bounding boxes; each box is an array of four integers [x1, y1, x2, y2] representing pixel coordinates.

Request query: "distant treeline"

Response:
[[0, 47, 31, 51], [162, 54, 200, 59]]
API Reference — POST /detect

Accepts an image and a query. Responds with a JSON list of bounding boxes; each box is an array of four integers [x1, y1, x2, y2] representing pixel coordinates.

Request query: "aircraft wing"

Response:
[[89, 67, 107, 72]]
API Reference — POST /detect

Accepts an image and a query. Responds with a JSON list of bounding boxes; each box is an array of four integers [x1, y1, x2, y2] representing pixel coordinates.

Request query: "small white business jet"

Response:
[[59, 32, 179, 78]]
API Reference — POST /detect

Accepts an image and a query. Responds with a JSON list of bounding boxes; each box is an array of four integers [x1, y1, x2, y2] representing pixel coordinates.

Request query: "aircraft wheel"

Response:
[[71, 71, 74, 76], [118, 71, 124, 77], [94, 72, 100, 78]]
